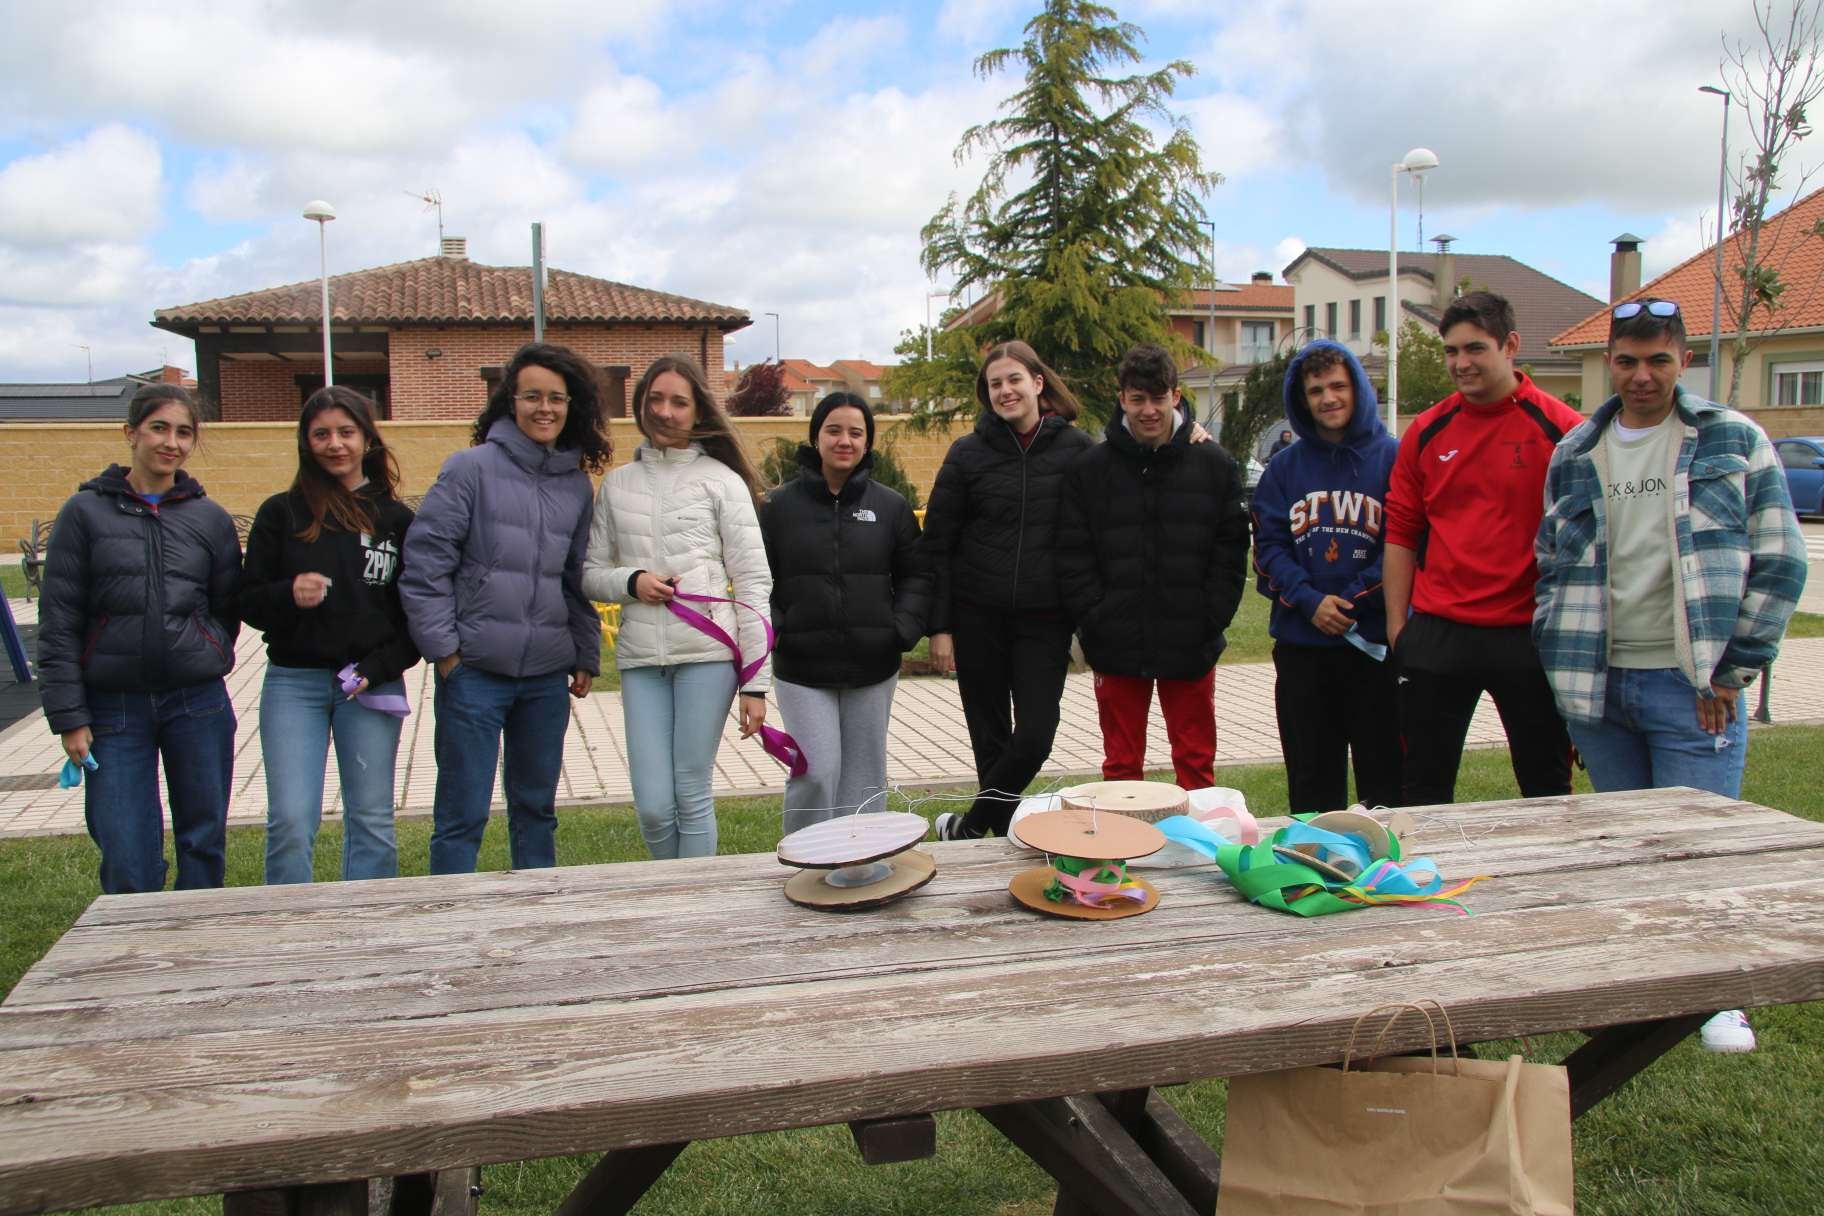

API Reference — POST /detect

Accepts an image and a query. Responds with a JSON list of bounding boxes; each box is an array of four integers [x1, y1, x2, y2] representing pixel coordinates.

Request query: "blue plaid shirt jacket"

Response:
[[1533, 387, 1807, 728]]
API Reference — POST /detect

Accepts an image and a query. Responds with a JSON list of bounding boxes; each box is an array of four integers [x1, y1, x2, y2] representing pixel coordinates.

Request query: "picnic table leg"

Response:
[[1561, 1014, 1710, 1119], [1094, 1089, 1222, 1216], [979, 1094, 1201, 1216], [554, 1141, 689, 1216], [387, 1166, 483, 1216]]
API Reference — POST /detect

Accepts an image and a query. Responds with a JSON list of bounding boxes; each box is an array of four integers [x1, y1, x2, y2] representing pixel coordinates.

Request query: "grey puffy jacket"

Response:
[[400, 418, 601, 679], [37, 466, 242, 734]]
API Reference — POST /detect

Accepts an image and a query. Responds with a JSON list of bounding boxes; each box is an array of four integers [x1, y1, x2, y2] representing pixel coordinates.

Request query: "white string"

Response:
[[773, 777, 1077, 827]]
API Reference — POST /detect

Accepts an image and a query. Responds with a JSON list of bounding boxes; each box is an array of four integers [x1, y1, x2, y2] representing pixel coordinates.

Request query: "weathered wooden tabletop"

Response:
[[2, 788, 1822, 1214]]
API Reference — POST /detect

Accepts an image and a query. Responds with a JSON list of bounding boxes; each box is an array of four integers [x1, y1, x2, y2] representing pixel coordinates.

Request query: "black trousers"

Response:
[[1272, 641, 1403, 814], [1396, 612, 1572, 806], [952, 602, 1073, 836]]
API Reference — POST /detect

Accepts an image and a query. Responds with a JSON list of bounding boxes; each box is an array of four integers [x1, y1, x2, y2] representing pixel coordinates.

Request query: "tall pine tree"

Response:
[[920, 0, 1221, 425]]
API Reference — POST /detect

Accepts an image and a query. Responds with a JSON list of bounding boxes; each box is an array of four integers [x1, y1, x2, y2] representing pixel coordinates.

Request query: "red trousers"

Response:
[[1093, 668, 1217, 790]]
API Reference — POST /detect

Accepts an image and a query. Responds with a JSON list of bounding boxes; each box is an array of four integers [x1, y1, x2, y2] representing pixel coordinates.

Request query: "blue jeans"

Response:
[[620, 661, 737, 859], [430, 664, 570, 874], [1567, 667, 1750, 797], [260, 664, 405, 884], [83, 680, 236, 894]]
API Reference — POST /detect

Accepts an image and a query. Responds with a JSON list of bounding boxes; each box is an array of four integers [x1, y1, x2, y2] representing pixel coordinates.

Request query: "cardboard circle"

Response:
[[1304, 809, 1392, 859], [777, 812, 929, 870], [1008, 865, 1160, 920], [1060, 780, 1188, 824], [784, 848, 936, 911], [1014, 808, 1166, 861], [1273, 843, 1358, 883]]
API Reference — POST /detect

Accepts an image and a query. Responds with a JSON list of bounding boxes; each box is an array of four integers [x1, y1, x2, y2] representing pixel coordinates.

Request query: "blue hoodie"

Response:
[[1251, 341, 1399, 648]]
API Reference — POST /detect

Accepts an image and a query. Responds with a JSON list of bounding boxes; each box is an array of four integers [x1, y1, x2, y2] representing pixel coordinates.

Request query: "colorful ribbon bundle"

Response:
[[57, 753, 98, 788], [336, 665, 411, 718], [1157, 814, 1488, 917], [1043, 855, 1149, 908], [665, 591, 808, 779]]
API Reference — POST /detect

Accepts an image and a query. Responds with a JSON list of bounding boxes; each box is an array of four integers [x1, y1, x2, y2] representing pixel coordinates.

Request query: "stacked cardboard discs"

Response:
[[777, 812, 935, 911]]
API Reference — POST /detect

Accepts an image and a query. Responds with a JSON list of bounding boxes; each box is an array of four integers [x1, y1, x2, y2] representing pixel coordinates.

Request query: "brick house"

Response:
[[151, 240, 750, 421]]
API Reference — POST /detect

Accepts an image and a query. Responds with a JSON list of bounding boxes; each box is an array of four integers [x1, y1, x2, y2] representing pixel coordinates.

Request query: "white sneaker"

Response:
[[1700, 1009, 1756, 1054], [933, 812, 961, 841]]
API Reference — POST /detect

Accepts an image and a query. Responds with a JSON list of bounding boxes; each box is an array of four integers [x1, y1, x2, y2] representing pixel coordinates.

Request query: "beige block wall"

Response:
[[0, 416, 974, 544]]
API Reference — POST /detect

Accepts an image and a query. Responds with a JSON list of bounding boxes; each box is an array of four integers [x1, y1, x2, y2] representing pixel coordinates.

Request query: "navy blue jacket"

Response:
[[1251, 341, 1399, 648]]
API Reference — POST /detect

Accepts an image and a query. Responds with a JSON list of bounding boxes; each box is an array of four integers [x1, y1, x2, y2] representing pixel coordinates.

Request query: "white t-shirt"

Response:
[[1602, 414, 1679, 669]]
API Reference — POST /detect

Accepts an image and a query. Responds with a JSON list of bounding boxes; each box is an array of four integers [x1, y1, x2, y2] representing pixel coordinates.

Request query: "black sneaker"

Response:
[[934, 812, 966, 841]]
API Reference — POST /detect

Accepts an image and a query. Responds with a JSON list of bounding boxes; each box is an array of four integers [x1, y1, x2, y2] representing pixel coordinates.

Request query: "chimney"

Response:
[[1609, 233, 1643, 302], [1431, 235, 1458, 309], [440, 236, 468, 260], [159, 365, 186, 385], [1251, 271, 1273, 284]]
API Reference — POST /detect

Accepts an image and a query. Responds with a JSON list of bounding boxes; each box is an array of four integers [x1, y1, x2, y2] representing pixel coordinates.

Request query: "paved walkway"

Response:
[[5, 594, 1824, 837]]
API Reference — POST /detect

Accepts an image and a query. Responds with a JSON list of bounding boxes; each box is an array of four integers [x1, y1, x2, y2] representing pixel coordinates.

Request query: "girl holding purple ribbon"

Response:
[[583, 355, 772, 859], [238, 386, 419, 883]]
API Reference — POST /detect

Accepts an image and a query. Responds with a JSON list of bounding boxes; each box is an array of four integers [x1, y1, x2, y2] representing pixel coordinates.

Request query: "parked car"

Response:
[[1776, 436, 1824, 518]]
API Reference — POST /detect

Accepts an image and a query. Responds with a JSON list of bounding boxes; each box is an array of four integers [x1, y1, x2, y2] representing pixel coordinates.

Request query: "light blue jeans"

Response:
[[261, 664, 405, 883], [1567, 667, 1750, 798], [620, 661, 738, 859]]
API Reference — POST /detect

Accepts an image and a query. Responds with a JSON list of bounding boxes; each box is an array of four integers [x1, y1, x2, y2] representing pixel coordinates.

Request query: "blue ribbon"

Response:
[[58, 754, 99, 788]]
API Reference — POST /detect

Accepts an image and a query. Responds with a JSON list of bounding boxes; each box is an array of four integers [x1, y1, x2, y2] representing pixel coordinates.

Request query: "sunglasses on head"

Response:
[[1613, 299, 1680, 320]]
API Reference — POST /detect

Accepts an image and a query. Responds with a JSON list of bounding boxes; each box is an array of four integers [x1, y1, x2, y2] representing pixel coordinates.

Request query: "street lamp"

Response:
[[1700, 85, 1731, 401], [1386, 147, 1439, 431], [926, 289, 952, 360], [302, 200, 337, 387], [764, 311, 781, 364]]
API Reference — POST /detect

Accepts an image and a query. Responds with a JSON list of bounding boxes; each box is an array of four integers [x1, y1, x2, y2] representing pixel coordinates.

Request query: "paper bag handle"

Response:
[[1342, 1000, 1462, 1075]]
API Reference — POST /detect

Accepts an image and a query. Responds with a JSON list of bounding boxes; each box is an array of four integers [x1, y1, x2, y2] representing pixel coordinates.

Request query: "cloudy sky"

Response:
[[0, 0, 1793, 382]]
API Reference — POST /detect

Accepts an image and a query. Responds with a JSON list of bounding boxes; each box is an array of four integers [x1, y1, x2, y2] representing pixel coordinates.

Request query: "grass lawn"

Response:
[[4, 733, 1822, 1215]]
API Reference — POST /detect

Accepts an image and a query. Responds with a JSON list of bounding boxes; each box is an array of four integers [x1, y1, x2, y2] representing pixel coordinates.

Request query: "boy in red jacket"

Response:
[[1383, 291, 1583, 805]]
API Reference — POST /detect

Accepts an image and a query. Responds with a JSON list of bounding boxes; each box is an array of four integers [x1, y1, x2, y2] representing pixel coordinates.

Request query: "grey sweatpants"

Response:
[[775, 674, 899, 837]]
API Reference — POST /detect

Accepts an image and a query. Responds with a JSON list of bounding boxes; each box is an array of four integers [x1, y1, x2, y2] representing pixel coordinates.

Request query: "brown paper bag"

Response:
[[1217, 1002, 1573, 1215]]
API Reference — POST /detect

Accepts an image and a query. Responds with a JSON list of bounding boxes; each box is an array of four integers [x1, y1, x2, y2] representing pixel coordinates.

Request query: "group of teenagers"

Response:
[[36, 289, 1806, 1041]]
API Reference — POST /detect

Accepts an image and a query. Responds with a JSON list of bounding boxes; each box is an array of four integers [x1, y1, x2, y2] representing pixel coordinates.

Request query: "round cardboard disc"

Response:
[[1015, 808, 1166, 861], [1060, 780, 1188, 824], [1008, 865, 1160, 920], [784, 848, 936, 911], [778, 811, 929, 870], [1304, 809, 1391, 859], [1272, 843, 1358, 883]]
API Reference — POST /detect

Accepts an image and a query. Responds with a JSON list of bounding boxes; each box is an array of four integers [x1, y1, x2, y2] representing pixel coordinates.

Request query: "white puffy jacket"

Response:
[[582, 442, 773, 692]]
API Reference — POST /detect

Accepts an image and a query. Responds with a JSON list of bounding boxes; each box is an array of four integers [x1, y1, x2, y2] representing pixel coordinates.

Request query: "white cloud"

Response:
[[0, 126, 161, 244], [563, 74, 695, 173], [936, 0, 1027, 45], [1640, 214, 1711, 281]]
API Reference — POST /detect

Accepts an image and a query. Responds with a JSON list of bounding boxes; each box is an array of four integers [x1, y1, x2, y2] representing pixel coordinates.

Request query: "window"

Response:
[[1374, 296, 1387, 335], [1325, 302, 1338, 338], [869, 385, 881, 398], [1240, 321, 1274, 363], [1772, 360, 1824, 405], [1193, 320, 1207, 350], [1348, 299, 1362, 338], [1304, 305, 1315, 334], [1779, 441, 1821, 469]]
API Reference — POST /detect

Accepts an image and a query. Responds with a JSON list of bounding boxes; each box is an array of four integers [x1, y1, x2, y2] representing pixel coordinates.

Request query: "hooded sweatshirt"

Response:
[[1251, 341, 1399, 648]]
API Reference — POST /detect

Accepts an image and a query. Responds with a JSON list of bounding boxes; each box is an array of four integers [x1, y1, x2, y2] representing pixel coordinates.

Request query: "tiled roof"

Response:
[[831, 358, 889, 380], [1552, 184, 1824, 348], [153, 257, 749, 331], [779, 367, 816, 393], [1173, 284, 1294, 312], [1287, 247, 1602, 365], [781, 358, 840, 381]]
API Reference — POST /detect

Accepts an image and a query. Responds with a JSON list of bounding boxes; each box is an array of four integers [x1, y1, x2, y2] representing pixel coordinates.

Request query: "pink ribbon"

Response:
[[337, 664, 411, 718], [665, 591, 808, 778]]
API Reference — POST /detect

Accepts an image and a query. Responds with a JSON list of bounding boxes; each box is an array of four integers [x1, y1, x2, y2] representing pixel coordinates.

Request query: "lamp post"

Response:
[[764, 311, 780, 364], [1386, 148, 1439, 432], [302, 200, 337, 387], [1700, 85, 1731, 401], [926, 289, 952, 360]]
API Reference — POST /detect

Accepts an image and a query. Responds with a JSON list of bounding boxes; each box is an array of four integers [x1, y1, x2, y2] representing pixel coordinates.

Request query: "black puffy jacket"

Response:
[[1055, 415, 1252, 680], [760, 448, 933, 688], [38, 466, 242, 734], [920, 411, 1096, 631]]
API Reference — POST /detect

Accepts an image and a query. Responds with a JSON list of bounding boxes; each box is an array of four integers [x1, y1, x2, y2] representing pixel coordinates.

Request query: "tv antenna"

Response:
[[406, 188, 444, 243]]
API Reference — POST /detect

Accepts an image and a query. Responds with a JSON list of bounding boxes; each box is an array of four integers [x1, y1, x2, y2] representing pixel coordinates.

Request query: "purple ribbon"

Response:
[[337, 664, 411, 718], [665, 591, 808, 779]]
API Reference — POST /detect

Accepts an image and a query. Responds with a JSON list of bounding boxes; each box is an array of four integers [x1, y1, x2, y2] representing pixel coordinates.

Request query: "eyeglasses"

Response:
[[515, 390, 571, 407], [1612, 300, 1680, 320]]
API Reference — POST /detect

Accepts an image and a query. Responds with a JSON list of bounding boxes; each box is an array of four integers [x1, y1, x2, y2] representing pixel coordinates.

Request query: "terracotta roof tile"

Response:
[[153, 257, 749, 331], [831, 358, 889, 379], [1552, 184, 1824, 348], [781, 358, 840, 381], [1174, 284, 1294, 312], [1287, 247, 1601, 366]]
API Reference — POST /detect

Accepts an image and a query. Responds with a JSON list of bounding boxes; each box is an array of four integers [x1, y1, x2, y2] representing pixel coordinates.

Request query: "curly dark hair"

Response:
[[471, 342, 613, 474]]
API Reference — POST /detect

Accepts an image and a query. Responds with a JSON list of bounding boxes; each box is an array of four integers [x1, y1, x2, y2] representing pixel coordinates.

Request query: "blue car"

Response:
[[1776, 436, 1824, 518]]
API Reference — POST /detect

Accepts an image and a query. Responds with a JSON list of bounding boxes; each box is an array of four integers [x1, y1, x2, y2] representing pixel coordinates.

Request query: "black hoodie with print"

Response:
[[236, 486, 420, 687]]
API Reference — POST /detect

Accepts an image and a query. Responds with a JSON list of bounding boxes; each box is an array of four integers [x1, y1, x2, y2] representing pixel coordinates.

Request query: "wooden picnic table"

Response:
[[1, 787, 1822, 1215]]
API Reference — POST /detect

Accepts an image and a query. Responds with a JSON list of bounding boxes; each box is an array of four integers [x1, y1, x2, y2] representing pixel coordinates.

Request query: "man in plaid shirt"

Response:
[[1533, 298, 1805, 1052]]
